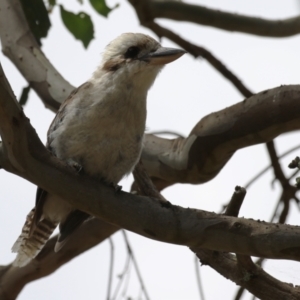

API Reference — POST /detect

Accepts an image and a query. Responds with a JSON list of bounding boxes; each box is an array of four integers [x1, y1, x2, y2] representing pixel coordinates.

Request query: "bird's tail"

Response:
[[12, 208, 58, 267]]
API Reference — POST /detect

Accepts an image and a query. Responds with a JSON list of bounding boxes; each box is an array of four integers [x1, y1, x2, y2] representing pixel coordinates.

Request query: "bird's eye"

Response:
[[124, 46, 140, 59]]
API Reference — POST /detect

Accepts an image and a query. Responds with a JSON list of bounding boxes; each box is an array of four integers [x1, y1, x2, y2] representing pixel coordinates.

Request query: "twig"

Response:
[[224, 186, 246, 217], [244, 143, 300, 189], [234, 287, 245, 300], [266, 141, 298, 224], [121, 256, 132, 298], [122, 230, 151, 300], [132, 160, 168, 203], [148, 1, 300, 37], [106, 238, 115, 300], [111, 253, 131, 300], [146, 22, 253, 98], [194, 255, 206, 300], [224, 187, 257, 273]]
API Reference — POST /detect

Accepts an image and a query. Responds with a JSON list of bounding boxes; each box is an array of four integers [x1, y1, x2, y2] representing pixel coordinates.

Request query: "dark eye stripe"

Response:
[[124, 46, 140, 59]]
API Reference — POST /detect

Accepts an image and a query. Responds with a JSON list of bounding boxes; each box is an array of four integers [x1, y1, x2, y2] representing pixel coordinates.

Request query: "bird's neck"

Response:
[[89, 69, 148, 125]]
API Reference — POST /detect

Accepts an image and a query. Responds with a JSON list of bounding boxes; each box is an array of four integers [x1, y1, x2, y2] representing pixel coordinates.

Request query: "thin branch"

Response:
[[122, 230, 151, 300], [106, 238, 115, 300], [234, 287, 245, 300], [1, 69, 300, 261], [111, 252, 131, 300], [0, 219, 119, 299], [145, 21, 253, 98], [224, 186, 246, 217], [192, 186, 299, 300], [132, 160, 167, 202], [121, 256, 132, 298], [191, 249, 300, 300], [266, 141, 298, 224], [148, 1, 300, 37], [194, 255, 206, 300], [244, 143, 300, 189]]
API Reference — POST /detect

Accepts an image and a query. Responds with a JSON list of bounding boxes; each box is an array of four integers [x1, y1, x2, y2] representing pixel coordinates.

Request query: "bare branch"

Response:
[[194, 255, 206, 300], [1, 65, 300, 262], [0, 0, 74, 111], [132, 160, 167, 202], [122, 231, 150, 300], [4, 0, 300, 189], [106, 238, 115, 300], [224, 186, 246, 217], [266, 141, 298, 223], [192, 250, 300, 300], [0, 219, 119, 299], [135, 0, 300, 37], [191, 186, 300, 300], [140, 21, 253, 98], [142, 85, 300, 185]]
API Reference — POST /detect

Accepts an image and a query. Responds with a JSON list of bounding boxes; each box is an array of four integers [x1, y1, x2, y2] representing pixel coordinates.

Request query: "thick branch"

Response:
[[191, 249, 300, 300], [0, 0, 74, 111], [1, 70, 300, 262], [0, 219, 119, 299], [142, 0, 300, 37], [142, 85, 300, 184], [191, 187, 300, 300]]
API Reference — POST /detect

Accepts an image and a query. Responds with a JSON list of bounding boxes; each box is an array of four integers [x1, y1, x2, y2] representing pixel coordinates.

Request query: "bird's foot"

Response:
[[66, 158, 83, 174], [109, 182, 122, 193]]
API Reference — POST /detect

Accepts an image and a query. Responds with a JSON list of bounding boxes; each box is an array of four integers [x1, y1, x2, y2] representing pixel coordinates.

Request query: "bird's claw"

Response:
[[110, 183, 122, 193], [66, 159, 83, 174]]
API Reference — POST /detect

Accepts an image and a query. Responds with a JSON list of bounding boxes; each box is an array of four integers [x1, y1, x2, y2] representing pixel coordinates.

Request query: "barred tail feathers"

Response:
[[12, 209, 58, 267]]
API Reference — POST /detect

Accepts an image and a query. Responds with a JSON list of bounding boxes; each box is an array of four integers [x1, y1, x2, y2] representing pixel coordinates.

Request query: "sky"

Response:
[[1, 0, 300, 299]]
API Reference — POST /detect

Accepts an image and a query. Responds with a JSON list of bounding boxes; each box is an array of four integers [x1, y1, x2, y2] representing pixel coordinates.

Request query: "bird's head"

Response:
[[96, 33, 185, 91]]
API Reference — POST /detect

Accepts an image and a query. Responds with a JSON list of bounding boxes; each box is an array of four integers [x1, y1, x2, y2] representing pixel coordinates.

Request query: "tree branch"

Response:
[[1, 66, 300, 263], [142, 85, 300, 184], [0, 0, 74, 111], [6, 0, 300, 189], [143, 0, 300, 37], [192, 250, 300, 300], [0, 219, 119, 299], [191, 187, 300, 300]]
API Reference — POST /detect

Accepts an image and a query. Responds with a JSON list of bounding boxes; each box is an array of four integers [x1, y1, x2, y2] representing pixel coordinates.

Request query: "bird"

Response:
[[11, 33, 185, 267]]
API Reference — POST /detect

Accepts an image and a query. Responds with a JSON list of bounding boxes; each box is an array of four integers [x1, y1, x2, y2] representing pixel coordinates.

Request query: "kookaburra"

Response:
[[12, 33, 185, 267]]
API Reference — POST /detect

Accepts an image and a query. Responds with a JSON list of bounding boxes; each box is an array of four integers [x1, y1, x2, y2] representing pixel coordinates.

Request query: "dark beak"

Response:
[[140, 47, 186, 65]]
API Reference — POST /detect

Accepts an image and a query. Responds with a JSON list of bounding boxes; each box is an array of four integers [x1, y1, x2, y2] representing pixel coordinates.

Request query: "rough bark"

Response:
[[0, 0, 74, 111], [3, 0, 300, 188], [1, 63, 300, 300], [0, 219, 119, 300], [0, 64, 300, 261]]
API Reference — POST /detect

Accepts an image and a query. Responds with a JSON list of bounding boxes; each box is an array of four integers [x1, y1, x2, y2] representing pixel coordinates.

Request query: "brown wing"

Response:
[[46, 82, 91, 152], [33, 82, 92, 243], [32, 83, 91, 226]]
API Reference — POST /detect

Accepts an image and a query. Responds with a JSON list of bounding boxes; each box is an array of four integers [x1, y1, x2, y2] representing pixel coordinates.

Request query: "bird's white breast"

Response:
[[48, 77, 147, 184]]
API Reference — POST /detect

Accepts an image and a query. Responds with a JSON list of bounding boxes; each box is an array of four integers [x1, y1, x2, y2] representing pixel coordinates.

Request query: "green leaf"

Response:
[[89, 0, 114, 17], [19, 0, 51, 45], [60, 5, 94, 48], [19, 86, 31, 106]]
